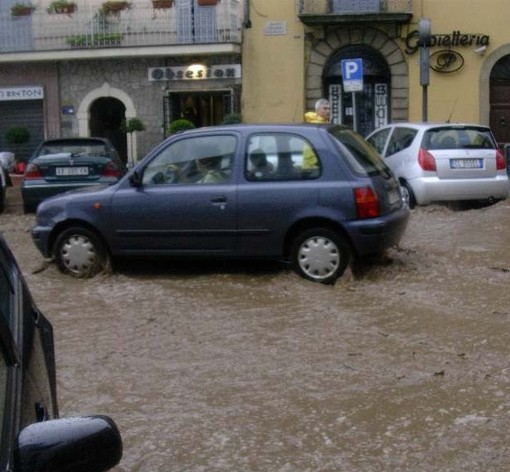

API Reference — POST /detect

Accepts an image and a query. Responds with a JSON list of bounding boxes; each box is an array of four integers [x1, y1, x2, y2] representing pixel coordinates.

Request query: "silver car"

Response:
[[366, 123, 510, 208]]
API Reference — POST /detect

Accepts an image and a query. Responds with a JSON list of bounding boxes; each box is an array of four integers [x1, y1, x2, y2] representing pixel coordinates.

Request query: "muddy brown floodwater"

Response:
[[1, 186, 510, 471]]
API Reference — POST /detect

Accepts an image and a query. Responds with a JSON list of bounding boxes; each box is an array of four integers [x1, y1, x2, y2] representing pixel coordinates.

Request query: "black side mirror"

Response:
[[14, 416, 122, 472], [129, 170, 143, 187]]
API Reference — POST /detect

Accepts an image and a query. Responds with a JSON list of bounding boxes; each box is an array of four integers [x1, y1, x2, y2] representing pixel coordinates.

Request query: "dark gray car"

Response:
[[0, 233, 122, 472], [21, 137, 126, 213], [31, 124, 409, 284]]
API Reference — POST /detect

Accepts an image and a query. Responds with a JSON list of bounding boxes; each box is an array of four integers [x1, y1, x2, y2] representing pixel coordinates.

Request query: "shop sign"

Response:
[[404, 30, 490, 54], [430, 50, 464, 73], [148, 64, 241, 81], [0, 86, 44, 101]]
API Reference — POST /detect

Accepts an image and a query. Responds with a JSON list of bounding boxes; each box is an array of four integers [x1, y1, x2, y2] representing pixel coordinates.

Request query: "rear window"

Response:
[[423, 126, 496, 150], [37, 142, 109, 157], [328, 126, 392, 177]]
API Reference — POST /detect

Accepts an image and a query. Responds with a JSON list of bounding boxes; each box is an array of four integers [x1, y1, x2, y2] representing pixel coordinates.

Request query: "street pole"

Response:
[[419, 18, 431, 122]]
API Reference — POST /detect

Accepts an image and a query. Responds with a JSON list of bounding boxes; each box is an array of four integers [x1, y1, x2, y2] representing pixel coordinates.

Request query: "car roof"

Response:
[[39, 137, 112, 145], [379, 122, 491, 130], [170, 123, 350, 135]]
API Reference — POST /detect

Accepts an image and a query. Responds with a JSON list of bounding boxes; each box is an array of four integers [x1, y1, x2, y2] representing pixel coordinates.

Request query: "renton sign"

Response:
[[0, 86, 44, 101]]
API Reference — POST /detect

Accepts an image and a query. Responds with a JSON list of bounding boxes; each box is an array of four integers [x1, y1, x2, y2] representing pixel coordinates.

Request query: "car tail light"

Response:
[[418, 148, 436, 171], [496, 149, 506, 170], [354, 186, 379, 218], [24, 163, 43, 180], [101, 161, 122, 178]]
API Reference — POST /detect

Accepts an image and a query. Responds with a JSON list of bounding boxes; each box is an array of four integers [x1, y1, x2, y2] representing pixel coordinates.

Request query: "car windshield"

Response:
[[328, 126, 392, 177], [423, 126, 496, 150], [37, 143, 108, 157]]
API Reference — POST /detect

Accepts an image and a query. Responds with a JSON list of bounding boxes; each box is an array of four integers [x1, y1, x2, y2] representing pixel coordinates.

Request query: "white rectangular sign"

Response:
[[341, 59, 363, 92], [0, 86, 44, 101]]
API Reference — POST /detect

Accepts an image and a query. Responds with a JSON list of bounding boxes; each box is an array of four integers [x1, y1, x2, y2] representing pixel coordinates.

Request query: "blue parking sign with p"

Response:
[[341, 59, 363, 92]]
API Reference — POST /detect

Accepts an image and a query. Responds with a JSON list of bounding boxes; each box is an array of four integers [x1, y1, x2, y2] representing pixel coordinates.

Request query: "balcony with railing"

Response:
[[0, 0, 244, 57], [297, 0, 413, 25]]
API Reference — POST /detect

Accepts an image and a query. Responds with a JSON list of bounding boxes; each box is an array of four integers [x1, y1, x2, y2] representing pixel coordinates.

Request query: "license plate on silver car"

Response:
[[56, 166, 89, 176], [450, 159, 483, 169]]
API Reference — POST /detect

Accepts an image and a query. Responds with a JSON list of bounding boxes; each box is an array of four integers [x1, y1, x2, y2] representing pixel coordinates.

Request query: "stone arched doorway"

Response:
[[324, 45, 391, 137], [77, 83, 137, 163], [90, 97, 127, 162], [305, 26, 408, 135], [489, 54, 510, 146]]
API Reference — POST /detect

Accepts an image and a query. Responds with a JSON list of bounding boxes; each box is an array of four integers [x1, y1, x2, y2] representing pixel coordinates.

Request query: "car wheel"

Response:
[[54, 227, 110, 278], [400, 182, 416, 209], [290, 228, 350, 284]]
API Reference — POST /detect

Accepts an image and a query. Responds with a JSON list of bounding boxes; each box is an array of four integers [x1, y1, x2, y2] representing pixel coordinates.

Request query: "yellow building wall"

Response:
[[404, 0, 508, 123], [241, 0, 305, 123], [243, 0, 510, 126]]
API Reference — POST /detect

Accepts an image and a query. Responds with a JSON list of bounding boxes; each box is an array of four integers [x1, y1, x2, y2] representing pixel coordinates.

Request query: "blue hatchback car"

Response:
[[31, 124, 409, 284]]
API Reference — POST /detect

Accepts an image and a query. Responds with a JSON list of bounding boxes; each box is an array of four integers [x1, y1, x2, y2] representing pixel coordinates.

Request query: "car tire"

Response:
[[54, 227, 110, 278], [400, 182, 416, 209], [290, 227, 350, 284]]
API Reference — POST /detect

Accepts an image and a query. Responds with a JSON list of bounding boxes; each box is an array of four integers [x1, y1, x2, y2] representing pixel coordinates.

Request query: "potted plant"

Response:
[[66, 33, 123, 47], [100, 0, 130, 15], [197, 0, 218, 5], [221, 113, 242, 124], [10, 2, 35, 17], [152, 0, 173, 8], [122, 118, 145, 165], [5, 126, 30, 167], [167, 119, 195, 136], [47, 0, 77, 14]]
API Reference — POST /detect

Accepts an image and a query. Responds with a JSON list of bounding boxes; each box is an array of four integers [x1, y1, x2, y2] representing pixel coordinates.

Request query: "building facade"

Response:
[[2, 0, 510, 163], [0, 0, 245, 162], [253, 0, 510, 145]]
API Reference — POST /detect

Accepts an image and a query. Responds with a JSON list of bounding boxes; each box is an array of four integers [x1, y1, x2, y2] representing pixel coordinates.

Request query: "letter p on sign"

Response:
[[341, 59, 363, 92]]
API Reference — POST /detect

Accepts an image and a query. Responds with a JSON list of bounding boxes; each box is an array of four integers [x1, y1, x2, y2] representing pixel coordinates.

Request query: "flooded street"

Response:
[[2, 187, 510, 471]]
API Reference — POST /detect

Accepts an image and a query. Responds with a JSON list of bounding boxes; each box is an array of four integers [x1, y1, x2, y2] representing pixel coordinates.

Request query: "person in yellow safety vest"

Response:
[[303, 98, 331, 169], [304, 98, 331, 124]]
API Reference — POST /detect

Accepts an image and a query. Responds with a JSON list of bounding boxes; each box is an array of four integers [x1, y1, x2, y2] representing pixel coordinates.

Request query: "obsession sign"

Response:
[[405, 30, 490, 54], [148, 64, 241, 81]]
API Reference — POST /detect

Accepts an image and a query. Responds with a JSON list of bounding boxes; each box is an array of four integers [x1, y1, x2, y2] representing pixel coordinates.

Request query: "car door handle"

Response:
[[211, 196, 227, 209], [211, 195, 227, 204]]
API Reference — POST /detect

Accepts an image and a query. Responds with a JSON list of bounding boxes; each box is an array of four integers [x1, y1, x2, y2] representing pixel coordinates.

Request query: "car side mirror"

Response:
[[14, 416, 122, 472], [129, 170, 143, 187]]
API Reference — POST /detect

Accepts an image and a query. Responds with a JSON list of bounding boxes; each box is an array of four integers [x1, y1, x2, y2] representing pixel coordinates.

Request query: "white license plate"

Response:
[[450, 159, 483, 169], [56, 166, 89, 176]]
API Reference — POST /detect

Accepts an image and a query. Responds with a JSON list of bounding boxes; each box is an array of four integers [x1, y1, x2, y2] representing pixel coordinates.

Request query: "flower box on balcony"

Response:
[[197, 0, 218, 6], [10, 2, 36, 17], [66, 33, 124, 48], [152, 0, 173, 8], [47, 0, 77, 14], [100, 0, 130, 16]]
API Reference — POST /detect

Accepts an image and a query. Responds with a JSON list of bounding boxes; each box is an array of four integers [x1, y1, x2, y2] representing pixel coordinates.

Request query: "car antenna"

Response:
[[446, 98, 458, 123]]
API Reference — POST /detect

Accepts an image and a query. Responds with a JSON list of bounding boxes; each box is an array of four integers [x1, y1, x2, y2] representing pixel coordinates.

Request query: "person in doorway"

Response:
[[303, 98, 331, 170], [304, 98, 331, 124]]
